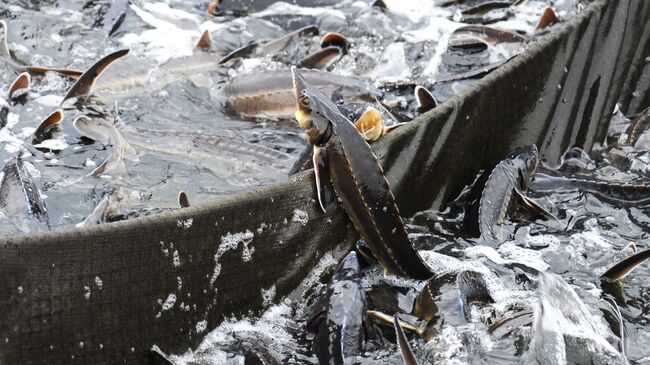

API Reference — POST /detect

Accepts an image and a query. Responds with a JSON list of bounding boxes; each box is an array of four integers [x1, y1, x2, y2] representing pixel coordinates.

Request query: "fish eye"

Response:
[[301, 96, 310, 107]]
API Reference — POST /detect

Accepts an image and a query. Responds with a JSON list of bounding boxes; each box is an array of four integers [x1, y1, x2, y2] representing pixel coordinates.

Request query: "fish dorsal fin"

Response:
[[320, 32, 349, 53], [8, 72, 30, 101], [178, 191, 190, 208], [0, 20, 9, 59], [536, 6, 558, 31], [414, 85, 437, 113], [195, 29, 212, 51], [373, 0, 388, 11], [62, 49, 129, 104], [32, 109, 64, 143], [297, 46, 342, 70]]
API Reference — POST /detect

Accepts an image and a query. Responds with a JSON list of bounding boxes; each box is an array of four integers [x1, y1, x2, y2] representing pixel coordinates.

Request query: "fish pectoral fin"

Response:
[[517, 193, 558, 222], [504, 168, 558, 222], [288, 144, 314, 176], [394, 315, 421, 365], [601, 249, 650, 283], [297, 46, 343, 70], [313, 146, 335, 213]]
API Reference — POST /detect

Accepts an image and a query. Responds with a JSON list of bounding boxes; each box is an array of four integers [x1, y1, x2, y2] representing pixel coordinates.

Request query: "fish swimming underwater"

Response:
[[218, 68, 381, 119], [0, 156, 50, 234]]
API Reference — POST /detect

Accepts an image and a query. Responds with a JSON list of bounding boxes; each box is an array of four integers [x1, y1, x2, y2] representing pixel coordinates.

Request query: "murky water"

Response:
[[4, 0, 649, 364]]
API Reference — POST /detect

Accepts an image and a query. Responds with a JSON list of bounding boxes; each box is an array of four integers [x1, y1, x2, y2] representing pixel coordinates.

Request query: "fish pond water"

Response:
[[3, 0, 650, 364]]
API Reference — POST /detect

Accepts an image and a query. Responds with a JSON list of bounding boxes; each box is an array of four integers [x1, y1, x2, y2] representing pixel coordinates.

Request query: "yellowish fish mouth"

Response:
[[295, 109, 312, 130]]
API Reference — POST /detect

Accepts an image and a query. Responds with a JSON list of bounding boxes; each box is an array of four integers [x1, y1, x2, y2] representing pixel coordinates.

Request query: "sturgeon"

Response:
[[314, 251, 365, 365], [291, 66, 431, 279], [219, 68, 381, 119], [0, 156, 50, 234], [464, 145, 545, 243]]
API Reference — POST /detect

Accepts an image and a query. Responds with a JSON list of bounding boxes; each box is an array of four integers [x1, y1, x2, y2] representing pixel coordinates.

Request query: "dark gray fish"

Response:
[[0, 98, 8, 129], [208, 0, 340, 16], [394, 316, 420, 365], [532, 168, 650, 206], [107, 0, 132, 37], [457, 271, 494, 319], [62, 49, 130, 104], [435, 57, 514, 84], [0, 21, 82, 79], [220, 68, 380, 119], [601, 249, 650, 283], [456, 1, 514, 24], [219, 25, 319, 64], [292, 66, 431, 279], [464, 144, 539, 243], [315, 251, 365, 365], [488, 309, 534, 339], [452, 25, 527, 44], [0, 156, 50, 233]]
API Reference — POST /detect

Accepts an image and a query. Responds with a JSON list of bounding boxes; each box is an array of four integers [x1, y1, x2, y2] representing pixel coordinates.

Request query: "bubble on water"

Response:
[[95, 277, 103, 290], [291, 209, 308, 225]]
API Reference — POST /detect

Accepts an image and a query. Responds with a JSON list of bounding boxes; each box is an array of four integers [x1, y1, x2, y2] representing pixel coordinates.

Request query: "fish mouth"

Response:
[[291, 66, 312, 129]]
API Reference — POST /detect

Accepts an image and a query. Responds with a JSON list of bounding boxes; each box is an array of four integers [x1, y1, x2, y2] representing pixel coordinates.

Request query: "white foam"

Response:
[[209, 230, 255, 288]]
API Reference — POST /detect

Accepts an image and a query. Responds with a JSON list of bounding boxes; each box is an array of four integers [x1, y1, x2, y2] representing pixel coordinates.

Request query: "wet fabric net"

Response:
[[1, 0, 650, 363]]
